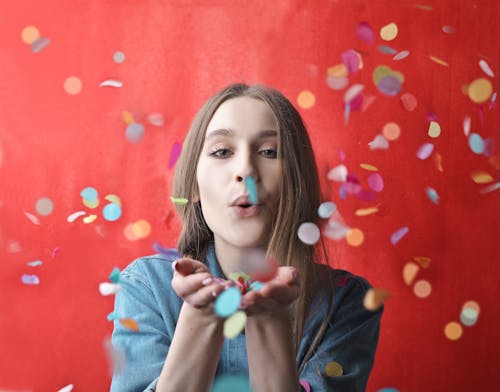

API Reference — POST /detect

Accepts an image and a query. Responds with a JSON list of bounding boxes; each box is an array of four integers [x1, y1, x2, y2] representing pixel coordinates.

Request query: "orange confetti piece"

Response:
[[471, 171, 493, 184], [363, 288, 390, 311], [122, 111, 134, 124], [355, 207, 379, 216], [434, 153, 443, 172], [403, 262, 419, 285], [360, 163, 379, 171], [120, 318, 139, 332], [413, 256, 431, 268], [429, 55, 449, 67]]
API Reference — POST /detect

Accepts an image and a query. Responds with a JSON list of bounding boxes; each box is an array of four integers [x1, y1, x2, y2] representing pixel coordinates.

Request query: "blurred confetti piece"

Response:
[[67, 211, 86, 222], [463, 116, 471, 136], [132, 219, 151, 239], [393, 50, 410, 61], [83, 214, 97, 224], [52, 246, 61, 259], [428, 121, 441, 138], [81, 186, 98, 202], [400, 92, 418, 111], [444, 321, 462, 340], [298, 222, 321, 245], [341, 49, 363, 74], [105, 194, 122, 206], [24, 211, 40, 225], [21, 25, 40, 44], [479, 182, 500, 194], [413, 256, 431, 268], [355, 21, 375, 44], [103, 203, 122, 221], [442, 25, 456, 34], [36, 197, 54, 216], [327, 164, 348, 182], [223, 311, 247, 339], [414, 279, 432, 298], [22, 274, 40, 285], [113, 51, 126, 63], [324, 220, 350, 240], [426, 186, 439, 204], [326, 75, 349, 90], [360, 163, 378, 171], [468, 133, 485, 154], [327, 64, 348, 77], [478, 59, 495, 77], [403, 262, 419, 285], [434, 153, 443, 172], [489, 156, 500, 169], [32, 37, 51, 53], [377, 389, 400, 392], [299, 379, 311, 392], [318, 202, 336, 218], [212, 375, 251, 392], [83, 198, 99, 209], [103, 336, 126, 376], [468, 78, 493, 103], [7, 240, 22, 253], [429, 55, 449, 67], [168, 142, 182, 169], [355, 206, 379, 216], [367, 173, 384, 192], [368, 134, 389, 150], [391, 226, 409, 245], [377, 75, 403, 96], [382, 122, 400, 141], [147, 113, 165, 127], [64, 76, 83, 95], [27, 260, 43, 267], [344, 84, 364, 103], [417, 143, 434, 160], [297, 90, 316, 109], [125, 123, 145, 143], [56, 385, 74, 392], [471, 171, 493, 184], [122, 111, 134, 124], [170, 196, 189, 205], [152, 242, 179, 259], [99, 282, 121, 296], [325, 361, 344, 377], [214, 287, 242, 318], [109, 267, 121, 283], [460, 306, 479, 327], [378, 45, 398, 55], [346, 228, 364, 247], [99, 79, 123, 88], [380, 22, 398, 41], [244, 176, 258, 205], [363, 288, 390, 311], [120, 318, 139, 332]]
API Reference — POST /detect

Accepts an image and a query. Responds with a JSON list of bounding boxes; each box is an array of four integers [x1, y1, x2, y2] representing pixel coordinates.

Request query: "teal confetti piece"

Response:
[[107, 312, 117, 321], [214, 287, 242, 318], [244, 176, 258, 205], [109, 267, 121, 283], [426, 186, 439, 204]]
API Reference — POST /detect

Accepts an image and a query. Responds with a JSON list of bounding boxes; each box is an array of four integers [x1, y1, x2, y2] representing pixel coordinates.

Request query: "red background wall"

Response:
[[0, 1, 498, 391]]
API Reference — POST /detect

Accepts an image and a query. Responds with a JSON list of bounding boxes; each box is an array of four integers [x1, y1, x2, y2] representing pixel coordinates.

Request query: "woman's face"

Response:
[[196, 96, 282, 250]]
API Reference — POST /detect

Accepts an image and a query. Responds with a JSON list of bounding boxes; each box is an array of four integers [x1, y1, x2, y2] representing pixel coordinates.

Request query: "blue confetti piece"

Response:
[[244, 176, 258, 205], [250, 281, 264, 291], [109, 267, 121, 283], [391, 227, 409, 245], [468, 133, 485, 154], [214, 287, 242, 318], [344, 103, 351, 125], [426, 186, 439, 204], [107, 312, 117, 321], [21, 274, 40, 285], [103, 203, 122, 221], [378, 45, 398, 55], [153, 242, 180, 259], [80, 187, 98, 202], [211, 375, 252, 392]]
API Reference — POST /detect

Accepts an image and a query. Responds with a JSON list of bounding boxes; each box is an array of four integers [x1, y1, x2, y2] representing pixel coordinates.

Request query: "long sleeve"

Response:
[[298, 272, 383, 391]]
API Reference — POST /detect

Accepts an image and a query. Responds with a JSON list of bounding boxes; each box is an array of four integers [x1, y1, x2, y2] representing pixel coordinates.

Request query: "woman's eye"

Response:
[[259, 149, 278, 158], [210, 148, 232, 158]]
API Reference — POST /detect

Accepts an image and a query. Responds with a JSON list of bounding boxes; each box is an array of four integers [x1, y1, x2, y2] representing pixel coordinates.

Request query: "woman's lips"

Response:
[[231, 205, 262, 217]]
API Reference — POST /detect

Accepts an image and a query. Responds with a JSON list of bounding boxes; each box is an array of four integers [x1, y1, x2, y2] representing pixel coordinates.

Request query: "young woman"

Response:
[[110, 83, 382, 392]]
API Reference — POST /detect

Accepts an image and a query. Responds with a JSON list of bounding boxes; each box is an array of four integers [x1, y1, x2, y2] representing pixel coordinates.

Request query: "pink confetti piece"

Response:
[[416, 143, 434, 160], [355, 189, 377, 202], [341, 49, 362, 74], [168, 142, 182, 169], [24, 211, 41, 225], [299, 379, 311, 392], [479, 59, 495, 77], [355, 21, 375, 45], [463, 116, 471, 136], [21, 274, 40, 285], [391, 227, 409, 245], [52, 246, 61, 259], [367, 173, 384, 192], [103, 337, 126, 376]]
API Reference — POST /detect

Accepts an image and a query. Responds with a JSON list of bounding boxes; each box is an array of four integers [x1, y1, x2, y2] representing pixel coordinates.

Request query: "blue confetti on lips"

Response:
[[244, 176, 258, 205]]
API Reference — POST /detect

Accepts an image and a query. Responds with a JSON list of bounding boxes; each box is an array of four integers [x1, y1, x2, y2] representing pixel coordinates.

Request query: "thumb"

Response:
[[172, 258, 197, 276], [275, 266, 299, 284]]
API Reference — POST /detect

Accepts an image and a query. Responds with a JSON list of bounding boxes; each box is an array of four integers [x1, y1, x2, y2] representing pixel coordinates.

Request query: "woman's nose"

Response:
[[235, 154, 257, 182]]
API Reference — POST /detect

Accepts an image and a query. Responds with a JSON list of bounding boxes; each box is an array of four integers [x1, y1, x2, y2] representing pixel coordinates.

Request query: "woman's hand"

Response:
[[241, 266, 300, 317], [171, 258, 228, 315]]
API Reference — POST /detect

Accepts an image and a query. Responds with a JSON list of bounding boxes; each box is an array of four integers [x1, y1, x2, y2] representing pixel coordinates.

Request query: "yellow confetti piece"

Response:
[[403, 262, 419, 285], [471, 171, 493, 184], [297, 90, 316, 109], [325, 361, 344, 377], [413, 256, 431, 268], [124, 223, 138, 241], [132, 219, 151, 239], [346, 228, 364, 246], [105, 194, 122, 206], [468, 78, 493, 103], [434, 153, 444, 172], [120, 318, 139, 332], [21, 26, 40, 44], [415, 4, 434, 11], [83, 214, 97, 224], [122, 111, 134, 124], [355, 207, 379, 216], [429, 55, 449, 67], [444, 321, 462, 340], [363, 288, 390, 311], [170, 197, 189, 205], [327, 64, 348, 78], [223, 311, 247, 339], [360, 163, 378, 171], [83, 198, 99, 209], [413, 279, 432, 298], [380, 22, 398, 41], [428, 121, 441, 138], [64, 76, 83, 95]]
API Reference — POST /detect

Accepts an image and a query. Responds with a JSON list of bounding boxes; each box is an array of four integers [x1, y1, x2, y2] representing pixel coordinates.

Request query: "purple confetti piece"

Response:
[[391, 227, 409, 245], [168, 142, 182, 169], [377, 76, 402, 96], [367, 173, 384, 192], [483, 138, 496, 157], [31, 37, 51, 53], [153, 242, 179, 259], [416, 143, 434, 160], [22, 274, 40, 285], [341, 49, 362, 74], [378, 45, 398, 55], [355, 21, 375, 45]]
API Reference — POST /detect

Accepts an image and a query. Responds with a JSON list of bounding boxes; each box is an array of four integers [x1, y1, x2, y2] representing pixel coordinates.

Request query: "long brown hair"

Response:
[[172, 83, 334, 372]]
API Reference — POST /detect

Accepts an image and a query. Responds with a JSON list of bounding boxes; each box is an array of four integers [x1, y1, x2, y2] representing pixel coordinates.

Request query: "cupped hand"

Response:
[[171, 257, 228, 313], [241, 266, 300, 317]]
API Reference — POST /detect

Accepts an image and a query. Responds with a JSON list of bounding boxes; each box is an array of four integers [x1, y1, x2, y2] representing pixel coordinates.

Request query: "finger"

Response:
[[185, 283, 226, 309], [274, 266, 299, 284], [172, 258, 208, 276], [260, 282, 299, 304], [172, 272, 213, 297]]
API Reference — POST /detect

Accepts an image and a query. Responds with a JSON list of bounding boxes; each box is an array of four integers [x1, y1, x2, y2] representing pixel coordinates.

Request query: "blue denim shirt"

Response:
[[110, 242, 382, 391]]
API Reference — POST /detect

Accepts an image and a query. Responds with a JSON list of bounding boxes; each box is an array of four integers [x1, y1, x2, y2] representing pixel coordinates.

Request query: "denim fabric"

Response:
[[110, 242, 382, 391]]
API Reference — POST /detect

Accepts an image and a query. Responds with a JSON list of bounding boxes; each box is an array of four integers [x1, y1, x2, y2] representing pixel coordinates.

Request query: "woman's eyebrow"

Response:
[[205, 128, 277, 141]]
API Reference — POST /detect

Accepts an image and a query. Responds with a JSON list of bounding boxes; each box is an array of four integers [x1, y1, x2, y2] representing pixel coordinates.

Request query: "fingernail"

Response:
[[211, 290, 218, 297], [172, 260, 178, 271], [202, 277, 213, 286]]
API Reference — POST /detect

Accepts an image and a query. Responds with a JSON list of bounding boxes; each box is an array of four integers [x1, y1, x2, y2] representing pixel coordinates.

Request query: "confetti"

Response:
[[393, 50, 410, 61], [344, 84, 364, 103], [382, 122, 400, 141], [326, 75, 349, 90], [479, 182, 500, 194], [341, 49, 363, 74], [318, 202, 336, 219], [21, 25, 40, 44], [122, 111, 134, 124], [414, 280, 432, 298], [131, 219, 151, 239], [434, 153, 443, 172], [378, 45, 398, 55], [170, 196, 189, 205], [21, 274, 40, 285], [346, 228, 364, 247], [360, 163, 378, 171], [103, 203, 122, 221], [429, 55, 449, 67], [463, 116, 471, 136], [355, 21, 375, 45], [299, 379, 311, 392], [168, 142, 182, 169], [212, 375, 251, 392], [327, 64, 348, 77], [478, 59, 495, 77], [103, 336, 126, 376], [64, 76, 83, 95], [428, 121, 441, 138], [416, 143, 434, 160], [147, 113, 165, 127], [325, 361, 344, 377], [377, 75, 402, 96], [468, 78, 493, 103], [81, 187, 98, 202], [327, 164, 348, 182], [460, 306, 479, 327], [99, 79, 123, 88], [83, 214, 97, 224], [99, 282, 121, 296], [52, 246, 61, 259], [425, 186, 439, 204], [363, 288, 390, 311], [298, 222, 321, 245], [442, 25, 456, 34], [367, 173, 384, 192], [27, 260, 43, 267], [403, 262, 419, 285], [32, 37, 51, 53], [120, 318, 139, 332], [368, 134, 389, 150], [113, 51, 126, 63], [413, 256, 431, 268], [355, 207, 379, 216], [377, 388, 400, 392], [400, 92, 418, 111], [214, 287, 242, 318], [297, 90, 316, 109], [390, 226, 409, 245], [380, 22, 398, 41], [468, 133, 485, 154], [36, 197, 54, 216], [444, 321, 462, 340], [105, 194, 122, 206], [471, 171, 493, 184], [125, 123, 145, 143], [109, 267, 121, 283], [24, 211, 40, 225], [324, 220, 350, 240], [244, 176, 258, 205], [223, 311, 247, 339], [67, 211, 86, 222], [152, 242, 179, 259], [56, 385, 74, 392]]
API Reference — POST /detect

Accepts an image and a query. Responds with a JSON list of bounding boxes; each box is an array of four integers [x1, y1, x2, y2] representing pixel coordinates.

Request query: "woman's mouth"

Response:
[[231, 204, 262, 217]]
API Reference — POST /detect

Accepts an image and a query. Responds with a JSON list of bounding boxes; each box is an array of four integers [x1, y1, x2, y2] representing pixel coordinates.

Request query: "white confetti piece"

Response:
[[344, 84, 364, 103], [297, 222, 321, 245], [99, 282, 121, 296], [463, 116, 471, 136], [327, 164, 348, 182], [24, 211, 40, 225], [479, 59, 495, 78], [67, 211, 86, 222], [56, 384, 74, 392], [147, 113, 165, 127], [323, 221, 350, 240], [99, 79, 123, 88], [318, 202, 337, 219], [368, 134, 389, 150]]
